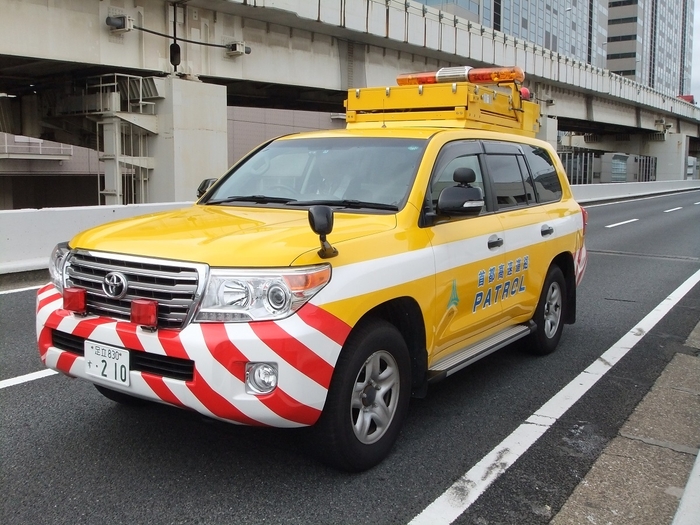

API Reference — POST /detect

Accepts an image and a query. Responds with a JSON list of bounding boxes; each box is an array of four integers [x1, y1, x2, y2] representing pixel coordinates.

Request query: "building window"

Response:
[[609, 16, 638, 24], [607, 34, 637, 42], [608, 0, 638, 7], [607, 52, 638, 59]]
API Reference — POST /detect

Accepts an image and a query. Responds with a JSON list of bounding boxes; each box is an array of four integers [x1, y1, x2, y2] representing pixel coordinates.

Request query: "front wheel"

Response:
[[312, 319, 411, 472], [527, 265, 566, 355]]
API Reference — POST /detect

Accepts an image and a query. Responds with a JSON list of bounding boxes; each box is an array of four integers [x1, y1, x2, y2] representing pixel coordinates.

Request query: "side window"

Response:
[[522, 145, 563, 203], [428, 141, 485, 212], [484, 154, 528, 209], [517, 156, 537, 204]]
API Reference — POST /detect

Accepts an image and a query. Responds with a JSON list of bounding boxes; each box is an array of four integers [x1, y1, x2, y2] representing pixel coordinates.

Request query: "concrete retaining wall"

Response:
[[2, 180, 699, 274], [0, 202, 191, 274], [571, 180, 700, 203]]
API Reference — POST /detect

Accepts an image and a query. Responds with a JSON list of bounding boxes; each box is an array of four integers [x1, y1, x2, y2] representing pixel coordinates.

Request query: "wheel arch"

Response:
[[352, 297, 428, 397], [552, 251, 576, 324]]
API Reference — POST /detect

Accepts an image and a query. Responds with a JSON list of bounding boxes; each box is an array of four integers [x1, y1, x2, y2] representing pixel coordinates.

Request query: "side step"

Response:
[[427, 322, 535, 383]]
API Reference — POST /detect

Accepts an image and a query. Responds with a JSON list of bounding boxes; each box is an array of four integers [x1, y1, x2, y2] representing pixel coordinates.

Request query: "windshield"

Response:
[[203, 137, 427, 211]]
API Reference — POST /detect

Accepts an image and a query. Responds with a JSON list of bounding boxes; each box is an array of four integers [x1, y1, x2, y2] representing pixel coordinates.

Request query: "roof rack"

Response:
[[345, 66, 541, 137]]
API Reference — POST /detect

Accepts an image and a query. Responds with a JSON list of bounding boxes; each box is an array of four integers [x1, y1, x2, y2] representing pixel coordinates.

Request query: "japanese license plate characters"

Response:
[[85, 341, 130, 386]]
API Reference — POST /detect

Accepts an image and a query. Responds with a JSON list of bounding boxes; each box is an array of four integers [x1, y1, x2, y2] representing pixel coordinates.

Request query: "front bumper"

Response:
[[36, 284, 350, 427]]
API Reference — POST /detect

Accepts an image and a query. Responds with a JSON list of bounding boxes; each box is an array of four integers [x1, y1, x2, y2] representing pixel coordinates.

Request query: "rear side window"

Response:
[[522, 145, 562, 203], [484, 155, 528, 209]]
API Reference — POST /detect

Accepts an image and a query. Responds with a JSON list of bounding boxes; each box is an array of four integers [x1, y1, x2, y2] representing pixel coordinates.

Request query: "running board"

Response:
[[427, 322, 535, 383]]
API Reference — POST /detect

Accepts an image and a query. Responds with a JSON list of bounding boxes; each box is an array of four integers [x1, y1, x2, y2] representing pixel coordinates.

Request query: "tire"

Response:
[[94, 384, 147, 407], [527, 265, 566, 355], [312, 319, 411, 472]]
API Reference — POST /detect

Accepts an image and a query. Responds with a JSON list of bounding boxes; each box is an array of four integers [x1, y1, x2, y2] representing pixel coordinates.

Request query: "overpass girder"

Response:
[[1, 0, 699, 133]]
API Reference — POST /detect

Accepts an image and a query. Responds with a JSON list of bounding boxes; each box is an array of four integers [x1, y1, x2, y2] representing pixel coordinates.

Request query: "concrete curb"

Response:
[[552, 324, 700, 525], [672, 452, 700, 525], [671, 321, 700, 525]]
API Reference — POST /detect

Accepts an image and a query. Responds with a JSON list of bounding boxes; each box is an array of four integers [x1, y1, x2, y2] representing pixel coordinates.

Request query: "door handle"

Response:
[[487, 235, 503, 249], [541, 225, 554, 237]]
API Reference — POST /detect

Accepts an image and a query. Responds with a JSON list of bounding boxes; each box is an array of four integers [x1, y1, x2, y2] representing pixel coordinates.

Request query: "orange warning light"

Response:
[[396, 66, 525, 86]]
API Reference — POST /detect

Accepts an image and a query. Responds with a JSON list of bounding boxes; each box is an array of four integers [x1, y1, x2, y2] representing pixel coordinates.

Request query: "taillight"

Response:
[[580, 206, 588, 236]]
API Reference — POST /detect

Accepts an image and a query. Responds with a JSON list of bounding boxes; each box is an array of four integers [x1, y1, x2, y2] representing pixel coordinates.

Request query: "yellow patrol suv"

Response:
[[37, 66, 587, 471]]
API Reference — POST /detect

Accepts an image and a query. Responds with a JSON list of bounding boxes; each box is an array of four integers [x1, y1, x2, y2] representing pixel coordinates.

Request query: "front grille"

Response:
[[52, 330, 195, 382], [65, 250, 206, 329]]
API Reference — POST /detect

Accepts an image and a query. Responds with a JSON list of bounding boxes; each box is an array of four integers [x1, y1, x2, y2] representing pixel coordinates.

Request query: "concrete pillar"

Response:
[[642, 133, 689, 181], [536, 115, 558, 150], [20, 94, 40, 138], [149, 77, 228, 203], [101, 117, 123, 206]]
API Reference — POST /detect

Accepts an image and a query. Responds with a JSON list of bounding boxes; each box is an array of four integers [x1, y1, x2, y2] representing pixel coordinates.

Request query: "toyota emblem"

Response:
[[102, 272, 129, 299]]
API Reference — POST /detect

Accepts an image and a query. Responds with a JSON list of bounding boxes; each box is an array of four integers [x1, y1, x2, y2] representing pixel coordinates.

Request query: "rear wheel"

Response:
[[527, 265, 566, 355], [313, 319, 411, 472], [94, 384, 147, 406]]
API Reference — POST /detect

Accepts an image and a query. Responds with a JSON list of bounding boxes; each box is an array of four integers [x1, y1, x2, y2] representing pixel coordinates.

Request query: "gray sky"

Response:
[[692, 0, 700, 98]]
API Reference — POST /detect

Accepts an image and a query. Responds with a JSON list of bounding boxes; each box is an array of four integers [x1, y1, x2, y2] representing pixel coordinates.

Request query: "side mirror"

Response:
[[197, 178, 217, 198], [437, 186, 484, 216], [308, 205, 338, 259]]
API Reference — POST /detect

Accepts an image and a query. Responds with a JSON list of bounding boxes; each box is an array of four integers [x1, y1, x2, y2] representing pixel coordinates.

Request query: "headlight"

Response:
[[49, 242, 70, 293], [195, 264, 331, 323]]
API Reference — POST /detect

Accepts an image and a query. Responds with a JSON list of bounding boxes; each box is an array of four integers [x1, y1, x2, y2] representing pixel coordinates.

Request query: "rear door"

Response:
[[481, 141, 561, 324]]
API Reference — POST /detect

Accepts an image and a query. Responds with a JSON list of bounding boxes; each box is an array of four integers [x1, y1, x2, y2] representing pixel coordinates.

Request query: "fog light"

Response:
[[131, 299, 158, 328], [63, 287, 86, 314], [245, 363, 278, 395]]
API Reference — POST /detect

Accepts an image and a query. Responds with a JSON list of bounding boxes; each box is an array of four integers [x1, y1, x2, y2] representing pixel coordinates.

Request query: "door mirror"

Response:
[[308, 205, 338, 259], [437, 186, 484, 216], [197, 178, 217, 198]]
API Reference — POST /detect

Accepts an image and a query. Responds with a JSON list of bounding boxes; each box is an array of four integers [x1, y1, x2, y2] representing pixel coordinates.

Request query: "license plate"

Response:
[[85, 341, 130, 386]]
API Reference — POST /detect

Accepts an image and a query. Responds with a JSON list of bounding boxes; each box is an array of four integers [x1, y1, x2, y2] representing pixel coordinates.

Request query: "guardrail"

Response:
[[1, 180, 699, 275], [0, 134, 73, 157]]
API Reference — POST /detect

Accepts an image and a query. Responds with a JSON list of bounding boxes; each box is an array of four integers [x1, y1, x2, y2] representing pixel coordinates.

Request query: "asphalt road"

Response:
[[1, 190, 699, 525]]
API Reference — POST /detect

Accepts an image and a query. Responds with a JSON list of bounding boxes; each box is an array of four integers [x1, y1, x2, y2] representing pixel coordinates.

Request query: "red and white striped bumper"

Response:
[[36, 283, 351, 428]]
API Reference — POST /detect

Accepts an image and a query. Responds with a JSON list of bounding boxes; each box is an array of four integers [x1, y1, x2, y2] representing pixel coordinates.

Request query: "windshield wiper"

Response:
[[288, 199, 399, 211], [206, 195, 297, 205]]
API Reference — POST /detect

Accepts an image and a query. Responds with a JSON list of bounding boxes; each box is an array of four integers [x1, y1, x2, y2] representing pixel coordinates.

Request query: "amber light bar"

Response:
[[396, 66, 525, 86]]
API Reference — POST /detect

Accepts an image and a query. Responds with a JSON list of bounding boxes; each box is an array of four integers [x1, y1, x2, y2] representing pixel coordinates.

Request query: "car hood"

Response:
[[69, 204, 397, 266]]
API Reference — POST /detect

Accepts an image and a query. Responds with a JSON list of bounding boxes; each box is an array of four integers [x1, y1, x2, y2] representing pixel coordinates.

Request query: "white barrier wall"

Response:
[[571, 180, 700, 203], [2, 180, 700, 275], [0, 202, 192, 274]]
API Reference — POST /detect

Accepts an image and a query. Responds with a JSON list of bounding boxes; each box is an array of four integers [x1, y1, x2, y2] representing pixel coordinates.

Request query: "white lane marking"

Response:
[[0, 369, 58, 390], [694, 202, 700, 205], [605, 218, 639, 229], [584, 189, 700, 208], [0, 285, 42, 295], [664, 207, 683, 213], [409, 267, 700, 525]]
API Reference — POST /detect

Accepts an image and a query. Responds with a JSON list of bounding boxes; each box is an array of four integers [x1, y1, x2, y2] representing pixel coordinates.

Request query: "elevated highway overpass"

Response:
[[1, 0, 699, 203]]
